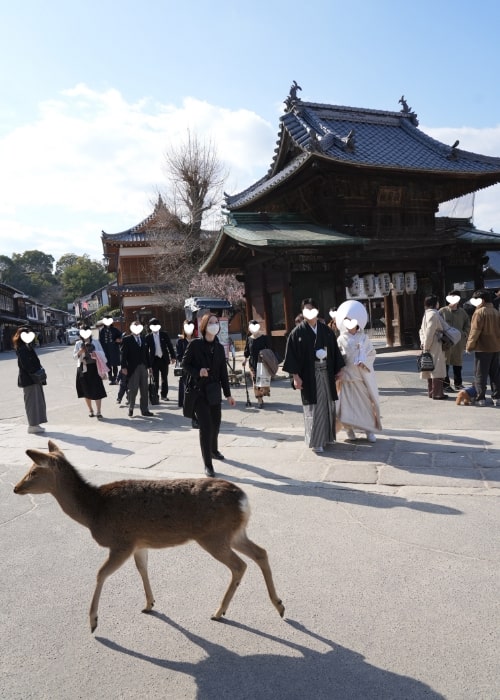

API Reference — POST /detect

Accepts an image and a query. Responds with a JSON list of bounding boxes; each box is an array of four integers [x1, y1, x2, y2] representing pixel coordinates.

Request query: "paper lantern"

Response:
[[348, 274, 362, 298], [405, 271, 417, 294], [378, 273, 391, 296], [392, 272, 405, 295], [363, 274, 376, 297]]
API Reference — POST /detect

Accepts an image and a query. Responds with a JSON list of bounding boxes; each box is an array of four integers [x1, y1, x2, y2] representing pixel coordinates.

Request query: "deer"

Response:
[[13, 440, 285, 632]]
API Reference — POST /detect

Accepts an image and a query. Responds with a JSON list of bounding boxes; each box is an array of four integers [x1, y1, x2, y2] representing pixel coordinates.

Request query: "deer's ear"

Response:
[[48, 440, 60, 453], [26, 448, 48, 464]]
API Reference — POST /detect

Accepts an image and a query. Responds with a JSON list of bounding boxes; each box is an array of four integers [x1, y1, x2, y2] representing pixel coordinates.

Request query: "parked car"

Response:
[[65, 328, 80, 345]]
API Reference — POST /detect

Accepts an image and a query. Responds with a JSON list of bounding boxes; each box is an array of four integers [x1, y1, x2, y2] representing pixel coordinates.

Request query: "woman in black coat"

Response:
[[13, 326, 48, 434], [182, 313, 236, 477]]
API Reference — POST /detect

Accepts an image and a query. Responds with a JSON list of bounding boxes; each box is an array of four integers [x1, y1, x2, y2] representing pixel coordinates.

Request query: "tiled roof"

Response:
[[222, 212, 368, 247], [200, 213, 368, 273], [101, 196, 182, 244], [225, 100, 500, 209]]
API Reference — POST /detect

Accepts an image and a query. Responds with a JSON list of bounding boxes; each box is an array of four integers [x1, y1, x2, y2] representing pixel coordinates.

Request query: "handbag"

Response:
[[173, 361, 183, 377], [30, 367, 47, 385], [259, 348, 279, 377], [440, 326, 461, 351], [417, 351, 435, 372], [205, 382, 222, 405], [256, 361, 271, 388], [183, 384, 200, 418], [148, 377, 160, 405]]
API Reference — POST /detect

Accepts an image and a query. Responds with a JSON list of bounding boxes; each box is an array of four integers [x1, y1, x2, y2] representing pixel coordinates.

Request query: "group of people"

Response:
[[419, 289, 500, 405], [14, 288, 500, 474]]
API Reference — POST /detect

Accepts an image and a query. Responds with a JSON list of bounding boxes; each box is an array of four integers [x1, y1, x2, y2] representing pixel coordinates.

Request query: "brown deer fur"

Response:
[[14, 440, 284, 632]]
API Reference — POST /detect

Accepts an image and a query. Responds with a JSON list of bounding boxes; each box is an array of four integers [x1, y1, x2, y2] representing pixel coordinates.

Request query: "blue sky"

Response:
[[1, 0, 500, 262]]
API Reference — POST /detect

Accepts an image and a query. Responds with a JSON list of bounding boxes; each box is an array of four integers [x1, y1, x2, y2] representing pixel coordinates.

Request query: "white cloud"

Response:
[[1, 88, 500, 265], [0, 85, 276, 261]]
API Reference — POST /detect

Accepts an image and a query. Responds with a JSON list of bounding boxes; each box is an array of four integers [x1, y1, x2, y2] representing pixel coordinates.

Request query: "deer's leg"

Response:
[[89, 548, 132, 633], [233, 531, 285, 618], [134, 548, 155, 612], [197, 536, 247, 620]]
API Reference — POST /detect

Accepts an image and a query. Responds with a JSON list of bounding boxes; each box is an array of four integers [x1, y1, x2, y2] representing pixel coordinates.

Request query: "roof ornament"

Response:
[[305, 128, 321, 152], [284, 80, 302, 112], [341, 129, 356, 152], [447, 140, 460, 161], [398, 94, 419, 126]]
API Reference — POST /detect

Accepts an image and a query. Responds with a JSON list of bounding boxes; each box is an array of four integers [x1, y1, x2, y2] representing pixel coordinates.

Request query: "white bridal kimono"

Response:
[[336, 330, 382, 433]]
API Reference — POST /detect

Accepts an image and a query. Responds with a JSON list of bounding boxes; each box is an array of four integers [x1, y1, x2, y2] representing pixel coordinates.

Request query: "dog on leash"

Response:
[[455, 386, 477, 405]]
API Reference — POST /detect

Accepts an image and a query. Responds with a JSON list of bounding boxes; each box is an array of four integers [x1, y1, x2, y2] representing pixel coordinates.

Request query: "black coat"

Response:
[[244, 334, 271, 371], [145, 330, 175, 364], [120, 334, 150, 376], [98, 325, 122, 366], [16, 343, 43, 387], [282, 320, 344, 405], [182, 337, 231, 398]]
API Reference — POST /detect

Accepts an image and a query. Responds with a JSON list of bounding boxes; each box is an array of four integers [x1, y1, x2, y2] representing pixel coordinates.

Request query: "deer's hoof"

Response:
[[90, 616, 98, 633], [276, 600, 285, 618]]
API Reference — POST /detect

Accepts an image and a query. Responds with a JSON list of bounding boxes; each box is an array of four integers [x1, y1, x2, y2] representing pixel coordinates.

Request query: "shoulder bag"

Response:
[[30, 367, 47, 385]]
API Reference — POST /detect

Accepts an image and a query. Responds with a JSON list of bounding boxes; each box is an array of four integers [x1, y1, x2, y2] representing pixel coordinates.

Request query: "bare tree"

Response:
[[152, 132, 242, 310]]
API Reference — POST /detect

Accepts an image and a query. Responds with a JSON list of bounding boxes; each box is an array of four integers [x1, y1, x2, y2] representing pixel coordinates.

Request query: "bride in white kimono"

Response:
[[335, 300, 382, 443]]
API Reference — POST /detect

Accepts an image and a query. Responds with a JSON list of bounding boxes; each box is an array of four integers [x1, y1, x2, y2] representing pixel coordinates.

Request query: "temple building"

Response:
[[201, 84, 500, 354]]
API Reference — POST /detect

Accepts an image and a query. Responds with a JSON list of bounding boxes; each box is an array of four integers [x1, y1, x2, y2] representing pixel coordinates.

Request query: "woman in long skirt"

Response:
[[73, 326, 108, 418], [13, 326, 48, 434], [243, 320, 272, 407]]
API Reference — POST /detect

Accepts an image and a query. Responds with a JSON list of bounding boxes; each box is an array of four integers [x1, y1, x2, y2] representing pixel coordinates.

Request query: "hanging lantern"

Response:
[[363, 274, 376, 297], [405, 271, 418, 294], [378, 273, 391, 296], [392, 272, 405, 295], [348, 274, 362, 298]]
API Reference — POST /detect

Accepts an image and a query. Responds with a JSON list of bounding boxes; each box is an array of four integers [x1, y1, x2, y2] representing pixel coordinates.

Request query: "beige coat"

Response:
[[419, 308, 446, 379]]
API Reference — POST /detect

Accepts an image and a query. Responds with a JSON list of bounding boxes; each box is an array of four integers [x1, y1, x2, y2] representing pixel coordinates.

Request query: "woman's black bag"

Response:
[[148, 377, 160, 405], [30, 367, 47, 385], [205, 382, 222, 405], [417, 351, 435, 372], [183, 384, 200, 418]]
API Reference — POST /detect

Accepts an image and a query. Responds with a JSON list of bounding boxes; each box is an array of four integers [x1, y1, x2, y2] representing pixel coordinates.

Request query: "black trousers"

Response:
[[194, 396, 221, 468], [473, 351, 500, 401], [151, 357, 169, 398], [444, 365, 463, 387]]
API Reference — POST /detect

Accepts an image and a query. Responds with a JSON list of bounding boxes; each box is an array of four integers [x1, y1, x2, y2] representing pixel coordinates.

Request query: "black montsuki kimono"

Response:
[[283, 320, 345, 405]]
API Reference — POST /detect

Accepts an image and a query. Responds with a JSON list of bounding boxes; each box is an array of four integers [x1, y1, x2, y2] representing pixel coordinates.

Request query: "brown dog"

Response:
[[456, 387, 477, 405]]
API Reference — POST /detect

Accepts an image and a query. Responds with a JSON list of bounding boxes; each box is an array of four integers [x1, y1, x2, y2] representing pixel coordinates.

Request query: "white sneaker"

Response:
[[346, 429, 356, 440], [27, 425, 45, 433], [366, 432, 376, 443]]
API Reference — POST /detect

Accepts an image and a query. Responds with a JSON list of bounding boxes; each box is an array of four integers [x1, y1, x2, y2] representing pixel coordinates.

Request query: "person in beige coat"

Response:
[[419, 295, 448, 400], [465, 289, 500, 406]]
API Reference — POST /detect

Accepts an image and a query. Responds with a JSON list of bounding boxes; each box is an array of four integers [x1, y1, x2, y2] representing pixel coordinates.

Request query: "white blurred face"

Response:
[[302, 305, 319, 321], [20, 331, 36, 344], [130, 323, 143, 335], [80, 329, 92, 340]]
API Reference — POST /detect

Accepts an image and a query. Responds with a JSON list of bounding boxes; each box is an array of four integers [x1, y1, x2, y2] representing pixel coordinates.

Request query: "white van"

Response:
[[65, 328, 80, 345]]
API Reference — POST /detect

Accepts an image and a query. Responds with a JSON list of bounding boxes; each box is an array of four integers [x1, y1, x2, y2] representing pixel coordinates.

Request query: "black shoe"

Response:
[[212, 451, 225, 460], [204, 465, 215, 477], [191, 419, 200, 429], [162, 396, 169, 401], [128, 409, 133, 417], [141, 411, 154, 416]]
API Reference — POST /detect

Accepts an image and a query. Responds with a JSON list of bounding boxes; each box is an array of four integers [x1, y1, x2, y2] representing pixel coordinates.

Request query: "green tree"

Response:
[[59, 255, 111, 305]]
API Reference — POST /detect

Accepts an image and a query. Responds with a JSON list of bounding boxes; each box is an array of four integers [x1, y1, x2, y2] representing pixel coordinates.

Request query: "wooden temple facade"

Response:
[[201, 85, 500, 356], [101, 197, 187, 334]]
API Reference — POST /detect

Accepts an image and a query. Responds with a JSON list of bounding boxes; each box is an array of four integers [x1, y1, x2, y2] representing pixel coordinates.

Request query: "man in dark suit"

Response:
[[145, 318, 176, 400], [120, 322, 154, 417]]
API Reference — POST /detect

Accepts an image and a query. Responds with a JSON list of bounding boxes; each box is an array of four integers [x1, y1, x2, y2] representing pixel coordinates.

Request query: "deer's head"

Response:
[[14, 440, 64, 495]]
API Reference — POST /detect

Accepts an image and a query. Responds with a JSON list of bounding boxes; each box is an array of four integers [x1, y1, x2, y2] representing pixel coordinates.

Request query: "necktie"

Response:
[[154, 333, 162, 358], [136, 336, 141, 346]]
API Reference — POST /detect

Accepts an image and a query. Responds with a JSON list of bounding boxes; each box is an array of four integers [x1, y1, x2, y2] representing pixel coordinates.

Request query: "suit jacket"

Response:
[[120, 334, 150, 376], [145, 330, 175, 364], [182, 337, 231, 398]]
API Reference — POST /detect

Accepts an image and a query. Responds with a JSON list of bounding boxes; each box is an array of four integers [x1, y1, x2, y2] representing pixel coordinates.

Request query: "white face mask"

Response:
[[206, 324, 220, 336]]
